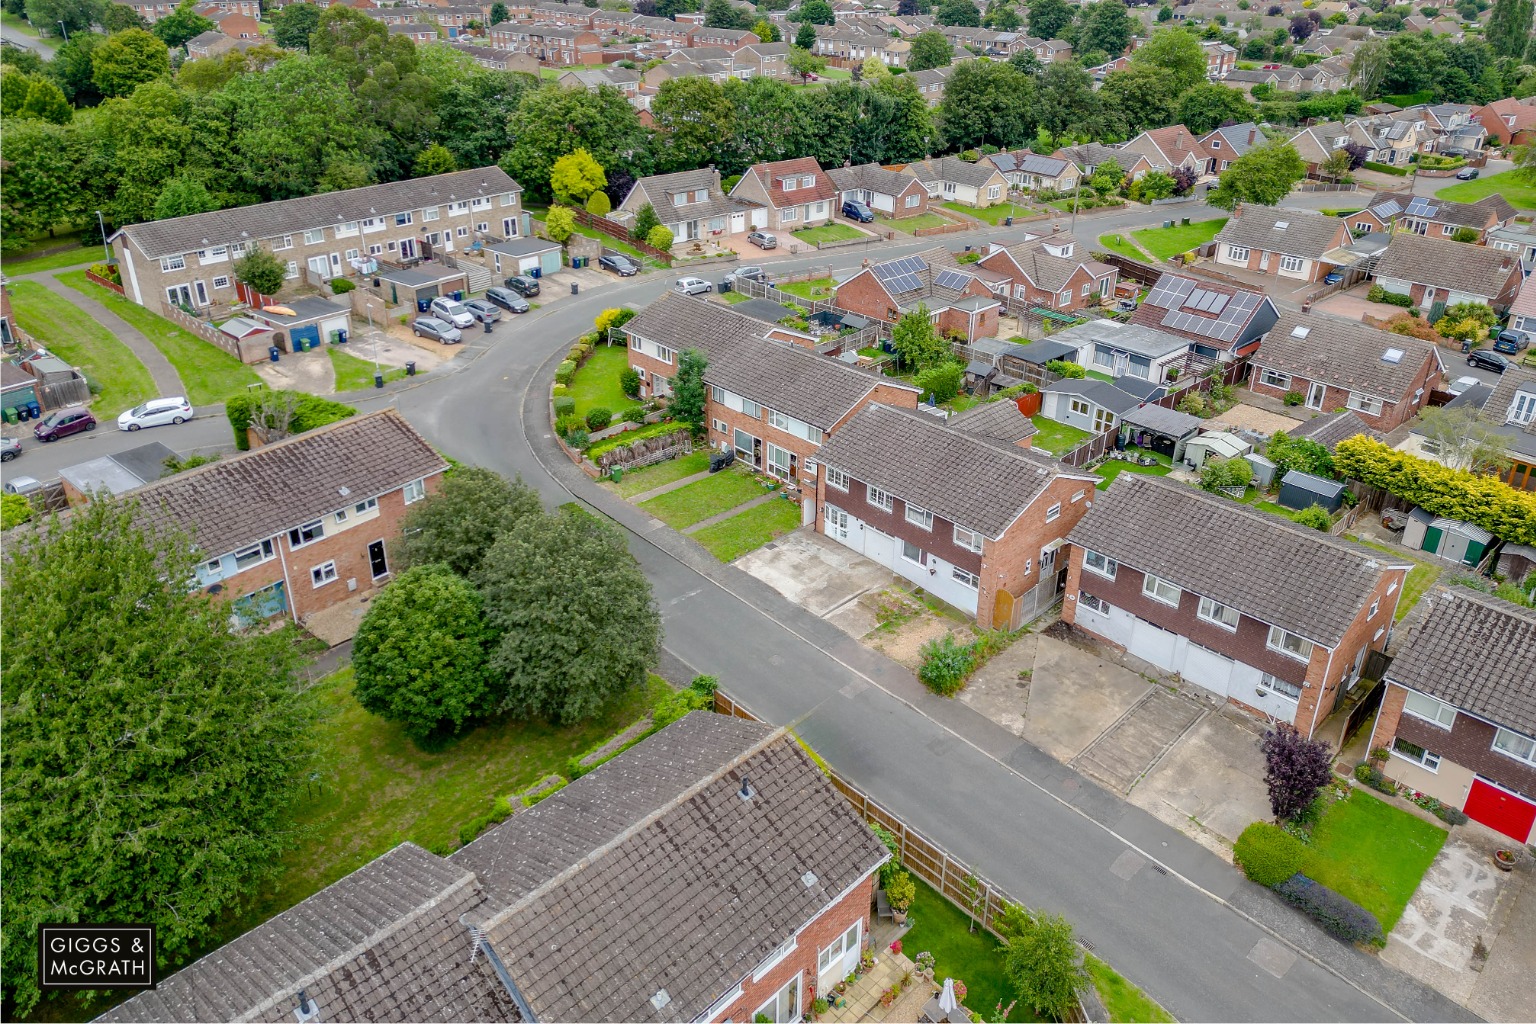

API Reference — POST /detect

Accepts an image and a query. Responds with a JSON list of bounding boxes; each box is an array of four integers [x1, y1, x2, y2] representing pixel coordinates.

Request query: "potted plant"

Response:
[[914, 951, 935, 979], [1494, 848, 1518, 872], [886, 870, 916, 925]]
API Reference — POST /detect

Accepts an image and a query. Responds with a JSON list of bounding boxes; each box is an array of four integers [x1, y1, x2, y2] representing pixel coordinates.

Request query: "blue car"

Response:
[[1323, 272, 1344, 285]]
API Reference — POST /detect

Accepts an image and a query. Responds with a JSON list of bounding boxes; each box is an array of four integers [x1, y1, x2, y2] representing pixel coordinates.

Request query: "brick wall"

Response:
[[708, 403, 821, 492], [1377, 682, 1536, 800], [833, 272, 901, 324], [1294, 566, 1402, 734], [977, 474, 1092, 629]]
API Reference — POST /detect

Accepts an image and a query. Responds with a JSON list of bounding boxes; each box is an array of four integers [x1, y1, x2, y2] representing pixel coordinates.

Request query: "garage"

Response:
[[250, 297, 353, 353], [1464, 777, 1536, 843], [1127, 619, 1179, 671], [1181, 643, 1236, 698], [486, 237, 562, 279]]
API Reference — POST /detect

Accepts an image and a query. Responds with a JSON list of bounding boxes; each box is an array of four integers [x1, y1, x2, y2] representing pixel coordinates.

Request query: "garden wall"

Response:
[[157, 302, 272, 364]]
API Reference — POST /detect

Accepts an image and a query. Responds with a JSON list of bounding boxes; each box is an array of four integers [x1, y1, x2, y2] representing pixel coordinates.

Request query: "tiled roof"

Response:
[[1123, 125, 1203, 166], [1256, 310, 1441, 402], [1480, 365, 1536, 456], [990, 234, 1101, 293], [1214, 206, 1347, 259], [817, 404, 1084, 537], [1373, 231, 1522, 297], [1385, 586, 1536, 735], [827, 162, 925, 197], [120, 167, 520, 260], [1042, 376, 1143, 415], [131, 410, 448, 560], [1286, 409, 1377, 449], [905, 156, 1001, 190], [743, 157, 836, 208], [1068, 474, 1405, 646], [1401, 195, 1504, 229], [459, 712, 888, 1024], [1057, 142, 1143, 171], [948, 399, 1038, 443]]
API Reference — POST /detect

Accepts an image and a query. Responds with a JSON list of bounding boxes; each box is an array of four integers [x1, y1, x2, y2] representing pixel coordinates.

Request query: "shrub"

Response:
[[1436, 805, 1469, 826], [330, 277, 356, 294], [88, 261, 121, 283], [1, 492, 34, 531], [1262, 724, 1335, 822], [458, 795, 514, 846], [552, 384, 570, 398], [521, 777, 567, 807], [1283, 390, 1305, 406], [1367, 283, 1413, 307], [568, 345, 585, 362], [647, 224, 674, 250], [225, 390, 357, 451], [1234, 822, 1307, 886], [1291, 504, 1332, 530], [620, 365, 641, 398], [1178, 391, 1208, 416], [1045, 359, 1086, 379], [595, 306, 637, 335], [585, 407, 612, 431], [584, 190, 611, 216], [1353, 761, 1396, 795], [915, 361, 965, 404], [555, 413, 585, 436], [885, 869, 916, 911], [1199, 455, 1252, 491], [919, 634, 975, 696], [553, 396, 576, 417], [565, 427, 589, 449], [555, 360, 577, 385], [623, 406, 646, 424], [1274, 873, 1384, 944]]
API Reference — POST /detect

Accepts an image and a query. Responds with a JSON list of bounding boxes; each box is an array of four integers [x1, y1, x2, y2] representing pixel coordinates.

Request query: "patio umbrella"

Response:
[[938, 978, 959, 1020]]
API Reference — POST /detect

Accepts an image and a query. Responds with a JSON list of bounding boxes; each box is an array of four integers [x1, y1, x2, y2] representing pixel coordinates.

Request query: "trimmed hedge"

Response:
[[1367, 284, 1413, 307], [585, 407, 612, 431], [555, 360, 577, 385], [1364, 161, 1409, 176], [225, 390, 358, 451], [553, 395, 576, 417], [1274, 873, 1384, 945], [458, 795, 513, 846], [1234, 822, 1307, 887]]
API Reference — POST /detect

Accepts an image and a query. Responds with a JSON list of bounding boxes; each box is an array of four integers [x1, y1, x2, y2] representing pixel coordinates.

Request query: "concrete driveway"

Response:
[[733, 528, 899, 633]]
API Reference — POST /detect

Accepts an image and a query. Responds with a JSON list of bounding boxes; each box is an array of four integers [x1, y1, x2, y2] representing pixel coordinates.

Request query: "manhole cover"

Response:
[[764, 542, 778, 550]]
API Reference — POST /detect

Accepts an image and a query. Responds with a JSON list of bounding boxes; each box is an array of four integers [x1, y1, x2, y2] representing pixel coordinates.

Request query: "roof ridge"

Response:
[[1416, 582, 1536, 622]]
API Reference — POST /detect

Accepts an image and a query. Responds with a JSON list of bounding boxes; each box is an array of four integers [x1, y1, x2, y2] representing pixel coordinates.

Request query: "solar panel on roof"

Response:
[[933, 268, 972, 291], [1406, 196, 1437, 218], [1146, 276, 1196, 309]]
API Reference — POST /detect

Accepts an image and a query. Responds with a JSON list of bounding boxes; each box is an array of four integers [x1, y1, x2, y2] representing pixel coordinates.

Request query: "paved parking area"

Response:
[[1129, 709, 1272, 858], [1072, 687, 1207, 795], [734, 528, 898, 624], [1312, 283, 1386, 322]]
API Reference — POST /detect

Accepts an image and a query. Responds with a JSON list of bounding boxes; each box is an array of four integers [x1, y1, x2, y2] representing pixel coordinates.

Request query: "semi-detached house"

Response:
[[110, 167, 525, 312]]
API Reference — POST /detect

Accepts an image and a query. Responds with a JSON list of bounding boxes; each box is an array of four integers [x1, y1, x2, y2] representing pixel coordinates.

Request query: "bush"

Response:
[[566, 427, 589, 449], [522, 777, 567, 807], [1045, 359, 1086, 379], [458, 795, 514, 846], [915, 361, 965, 404], [1284, 390, 1305, 406], [1178, 391, 1208, 416], [88, 261, 121, 283], [647, 225, 674, 250], [885, 869, 916, 911], [585, 407, 612, 431], [1291, 504, 1332, 530], [1234, 822, 1307, 886], [568, 346, 585, 362], [553, 396, 575, 417], [1, 492, 34, 531], [330, 277, 356, 295], [620, 365, 641, 398], [1436, 805, 1469, 826], [919, 634, 975, 696], [623, 405, 646, 424], [1274, 873, 1384, 945], [555, 413, 585, 436], [555, 360, 577, 385], [552, 384, 570, 398], [584, 190, 611, 216], [1199, 455, 1252, 491], [225, 390, 357, 451], [1353, 761, 1397, 795], [1363, 160, 1409, 176], [595, 307, 637, 336], [1367, 284, 1414, 307]]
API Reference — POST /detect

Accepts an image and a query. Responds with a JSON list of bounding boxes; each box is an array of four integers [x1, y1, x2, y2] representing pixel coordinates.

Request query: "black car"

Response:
[[841, 199, 875, 223], [484, 286, 530, 313], [504, 275, 540, 297], [1455, 167, 1479, 180], [598, 253, 639, 277], [1468, 349, 1509, 373]]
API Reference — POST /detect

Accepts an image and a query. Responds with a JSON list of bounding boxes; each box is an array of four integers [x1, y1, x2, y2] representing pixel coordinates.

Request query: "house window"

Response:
[[288, 520, 324, 548], [952, 566, 981, 589], [354, 497, 379, 515], [422, 207, 439, 222], [1267, 625, 1314, 662], [1084, 550, 1117, 579], [310, 560, 338, 587], [1210, 138, 1222, 149], [368, 244, 383, 255], [403, 478, 427, 504], [1347, 393, 1384, 416], [1059, 289, 1071, 305], [905, 503, 933, 530], [1079, 592, 1109, 614], [1404, 691, 1458, 729], [1082, 281, 1092, 297], [286, 261, 299, 279], [818, 923, 860, 976], [782, 207, 799, 222], [766, 443, 793, 480], [233, 539, 275, 571], [1260, 368, 1291, 390], [1197, 595, 1240, 630], [1070, 398, 1091, 416], [673, 193, 688, 207], [333, 507, 349, 524], [802, 175, 814, 187], [476, 223, 489, 233], [472, 197, 492, 210], [905, 193, 921, 208], [456, 227, 469, 238], [304, 228, 326, 245], [394, 212, 413, 226], [943, 182, 957, 194], [901, 539, 924, 564], [212, 275, 230, 289], [1369, 599, 1380, 618], [502, 192, 518, 206], [1226, 245, 1250, 262], [1494, 728, 1536, 766], [756, 976, 800, 1024], [1142, 574, 1181, 606], [273, 235, 293, 250], [1280, 255, 1304, 273], [987, 185, 1001, 199], [826, 467, 849, 491], [1393, 737, 1441, 771], [1260, 672, 1302, 701], [1045, 502, 1061, 523], [953, 525, 984, 553], [768, 409, 792, 431], [867, 486, 894, 512], [1511, 392, 1536, 425], [710, 385, 726, 404], [161, 254, 186, 272]]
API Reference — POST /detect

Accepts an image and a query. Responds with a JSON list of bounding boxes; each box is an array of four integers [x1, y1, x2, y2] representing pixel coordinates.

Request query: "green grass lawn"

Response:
[[882, 212, 951, 233], [778, 277, 835, 301], [1095, 458, 1172, 490], [7, 279, 156, 417], [639, 468, 765, 529], [1029, 415, 1094, 455], [0, 11, 40, 35], [328, 347, 408, 392], [721, 290, 751, 304], [1084, 369, 1115, 383], [567, 345, 633, 418], [942, 201, 1023, 226], [1349, 537, 1442, 621], [571, 224, 655, 266], [1435, 169, 1536, 210], [692, 497, 801, 561], [816, 66, 852, 79], [901, 877, 1042, 1023], [605, 450, 710, 498], [58, 270, 264, 405], [1302, 790, 1446, 934], [1130, 218, 1228, 262], [2, 243, 99, 277], [1097, 232, 1151, 261], [1084, 955, 1175, 1024], [790, 223, 866, 245]]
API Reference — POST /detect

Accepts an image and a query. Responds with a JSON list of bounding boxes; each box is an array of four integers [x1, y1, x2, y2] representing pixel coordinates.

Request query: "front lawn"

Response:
[[1, 243, 97, 277], [1097, 232, 1150, 262], [721, 290, 752, 304], [1084, 954, 1175, 1024], [901, 876, 1042, 1023], [570, 225, 654, 266], [1435, 169, 1536, 210], [791, 223, 866, 245], [778, 277, 835, 301], [639, 468, 765, 529], [567, 344, 634, 418], [1302, 791, 1446, 935], [1028, 415, 1094, 455], [59, 270, 264, 404], [605, 450, 709, 498], [1131, 218, 1228, 262], [7, 279, 156, 416], [329, 347, 408, 392], [692, 497, 801, 561], [942, 201, 1023, 226], [1348, 537, 1442, 621], [883, 212, 952, 233]]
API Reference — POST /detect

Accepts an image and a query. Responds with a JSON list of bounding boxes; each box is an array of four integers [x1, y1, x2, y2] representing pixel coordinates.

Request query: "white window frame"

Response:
[[1079, 592, 1109, 614], [1070, 398, 1091, 416], [952, 566, 981, 589], [1197, 595, 1240, 631], [818, 922, 860, 975], [1142, 573, 1181, 607], [867, 486, 894, 513], [1260, 368, 1291, 390], [1347, 392, 1384, 416], [953, 525, 984, 553], [394, 212, 413, 226], [232, 538, 275, 571], [285, 260, 300, 279], [901, 538, 924, 564], [273, 235, 293, 250], [905, 193, 921, 208], [336, 220, 360, 235], [1493, 728, 1536, 766], [212, 275, 230, 290], [754, 975, 801, 1024], [1260, 672, 1302, 702], [768, 408, 792, 431], [354, 497, 379, 515], [1084, 550, 1117, 579], [288, 519, 324, 549], [1226, 244, 1249, 262], [303, 228, 326, 245], [826, 467, 849, 491], [403, 478, 427, 504], [1392, 736, 1441, 771], [1267, 625, 1315, 663], [987, 184, 1002, 199], [905, 503, 934, 530], [1402, 690, 1458, 729], [1045, 502, 1061, 523], [1280, 254, 1305, 273], [161, 254, 187, 272], [310, 560, 339, 588]]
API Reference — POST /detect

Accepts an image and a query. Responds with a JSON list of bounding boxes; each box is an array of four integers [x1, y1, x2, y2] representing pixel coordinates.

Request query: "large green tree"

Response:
[[151, 0, 215, 47], [908, 29, 954, 70], [938, 58, 1035, 150], [233, 245, 286, 295], [100, 1, 146, 30], [399, 467, 543, 579], [1, 499, 317, 1016], [0, 119, 90, 246], [670, 349, 709, 435], [501, 83, 648, 201], [1077, 0, 1134, 58], [1486, 0, 1533, 57], [651, 75, 735, 172], [1207, 139, 1306, 208], [1176, 82, 1254, 134], [1129, 26, 1209, 93], [1028, 0, 1074, 37], [892, 304, 949, 369], [152, 174, 218, 219], [91, 28, 172, 97], [1034, 60, 1114, 137], [45, 32, 104, 103], [1002, 909, 1088, 1020], [936, 0, 981, 25], [270, 0, 322, 50], [795, 0, 835, 22], [24, 0, 100, 37], [1099, 63, 1178, 133], [18, 77, 73, 123]]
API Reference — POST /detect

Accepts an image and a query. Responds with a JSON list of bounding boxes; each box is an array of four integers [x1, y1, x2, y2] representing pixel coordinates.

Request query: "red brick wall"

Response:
[[1296, 565, 1405, 736], [833, 271, 900, 324], [627, 346, 675, 397], [977, 475, 1093, 628], [828, 383, 920, 429]]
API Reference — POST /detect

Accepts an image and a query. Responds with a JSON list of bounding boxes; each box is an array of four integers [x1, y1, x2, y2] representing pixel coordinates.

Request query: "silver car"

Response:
[[412, 316, 463, 344], [674, 276, 713, 296], [461, 298, 502, 324], [429, 297, 476, 329], [747, 231, 778, 249], [1, 437, 20, 462]]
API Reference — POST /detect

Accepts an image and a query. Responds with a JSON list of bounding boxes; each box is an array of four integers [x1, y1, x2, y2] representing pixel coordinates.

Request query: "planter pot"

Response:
[[892, 910, 908, 925], [1494, 850, 1517, 872]]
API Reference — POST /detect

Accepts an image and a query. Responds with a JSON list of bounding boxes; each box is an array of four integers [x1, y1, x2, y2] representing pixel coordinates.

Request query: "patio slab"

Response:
[[1016, 634, 1152, 763], [1210, 400, 1305, 438]]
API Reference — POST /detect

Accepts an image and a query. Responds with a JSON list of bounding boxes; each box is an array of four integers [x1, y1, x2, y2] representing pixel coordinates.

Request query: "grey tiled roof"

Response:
[[1385, 586, 1536, 735], [948, 399, 1038, 443], [1043, 376, 1143, 415], [1068, 474, 1406, 646], [993, 234, 1099, 292], [818, 404, 1088, 537], [1286, 409, 1377, 449], [906, 156, 1001, 190], [1374, 232, 1523, 296], [1257, 310, 1441, 403], [132, 410, 448, 560], [1214, 206, 1346, 259], [827, 162, 924, 197], [120, 167, 521, 259], [1480, 365, 1536, 458]]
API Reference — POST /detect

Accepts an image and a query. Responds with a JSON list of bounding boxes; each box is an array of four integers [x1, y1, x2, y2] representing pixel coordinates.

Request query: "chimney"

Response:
[[1249, 127, 1257, 145]]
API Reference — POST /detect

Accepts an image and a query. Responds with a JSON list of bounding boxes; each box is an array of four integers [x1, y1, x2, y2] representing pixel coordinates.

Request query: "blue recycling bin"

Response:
[[417, 299, 430, 313], [336, 329, 348, 345], [530, 266, 541, 279], [269, 346, 280, 362], [26, 401, 40, 418], [453, 290, 464, 301]]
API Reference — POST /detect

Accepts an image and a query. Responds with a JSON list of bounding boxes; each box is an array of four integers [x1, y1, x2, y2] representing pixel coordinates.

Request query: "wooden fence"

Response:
[[572, 208, 673, 265], [1092, 251, 1163, 287], [157, 302, 271, 363], [1057, 426, 1118, 468], [85, 269, 125, 295]]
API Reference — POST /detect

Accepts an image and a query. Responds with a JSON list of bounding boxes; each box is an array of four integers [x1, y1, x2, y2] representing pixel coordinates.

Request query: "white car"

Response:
[[674, 277, 713, 296], [429, 297, 476, 329], [118, 396, 193, 431], [1446, 375, 1483, 396]]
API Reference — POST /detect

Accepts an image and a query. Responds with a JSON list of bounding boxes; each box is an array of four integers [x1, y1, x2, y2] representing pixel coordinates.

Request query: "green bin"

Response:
[[3, 407, 17, 425]]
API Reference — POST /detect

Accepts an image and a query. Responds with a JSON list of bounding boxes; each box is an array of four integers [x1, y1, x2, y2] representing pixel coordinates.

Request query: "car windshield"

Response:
[[441, 302, 466, 314], [128, 403, 151, 416]]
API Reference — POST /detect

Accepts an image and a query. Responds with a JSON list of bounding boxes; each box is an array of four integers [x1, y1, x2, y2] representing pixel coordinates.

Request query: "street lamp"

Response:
[[56, 20, 68, 41], [95, 211, 110, 263]]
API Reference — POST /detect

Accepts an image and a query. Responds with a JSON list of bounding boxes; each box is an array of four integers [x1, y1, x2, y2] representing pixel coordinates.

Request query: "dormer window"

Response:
[[801, 175, 814, 187], [783, 178, 798, 191], [673, 193, 687, 206]]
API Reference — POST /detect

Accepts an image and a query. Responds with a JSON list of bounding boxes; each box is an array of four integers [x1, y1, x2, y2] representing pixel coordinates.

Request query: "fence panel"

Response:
[[571, 208, 673, 265]]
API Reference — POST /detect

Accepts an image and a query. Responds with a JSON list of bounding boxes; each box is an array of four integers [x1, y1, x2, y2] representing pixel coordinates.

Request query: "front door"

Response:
[[1306, 380, 1327, 410], [368, 540, 389, 580], [503, 216, 518, 239], [167, 284, 193, 308], [824, 503, 850, 541], [399, 238, 416, 260]]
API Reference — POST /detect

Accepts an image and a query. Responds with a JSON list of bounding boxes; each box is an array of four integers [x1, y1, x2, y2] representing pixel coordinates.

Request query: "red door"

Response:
[[1465, 778, 1536, 842]]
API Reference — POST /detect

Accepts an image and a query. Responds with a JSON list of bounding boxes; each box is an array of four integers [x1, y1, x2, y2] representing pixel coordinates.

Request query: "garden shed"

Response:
[[1401, 507, 1494, 566], [1120, 403, 1201, 462], [1181, 430, 1251, 469], [1277, 469, 1347, 513], [250, 298, 352, 352], [1244, 451, 1278, 489]]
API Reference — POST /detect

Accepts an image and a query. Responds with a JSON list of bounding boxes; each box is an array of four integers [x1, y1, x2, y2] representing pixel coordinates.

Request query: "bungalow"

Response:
[[1118, 125, 1206, 176], [1056, 142, 1154, 182], [901, 157, 1011, 209], [827, 162, 930, 220], [1249, 311, 1443, 432], [1131, 271, 1277, 364], [558, 65, 640, 94], [1049, 318, 1190, 384], [1474, 95, 1536, 147], [196, 4, 260, 36], [982, 151, 1080, 193], [976, 233, 1119, 312], [1038, 376, 1143, 436], [1286, 409, 1377, 451], [1370, 588, 1536, 843], [1372, 232, 1525, 314], [619, 167, 763, 242], [832, 248, 1003, 342], [1392, 194, 1517, 244], [1343, 192, 1413, 235], [1289, 119, 1373, 174], [816, 403, 1100, 627], [1488, 221, 1536, 272], [1064, 474, 1412, 736], [729, 157, 836, 232], [1211, 206, 1353, 284]]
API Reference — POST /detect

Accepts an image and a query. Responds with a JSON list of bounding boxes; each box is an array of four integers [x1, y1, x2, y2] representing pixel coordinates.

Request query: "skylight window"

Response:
[[1382, 348, 1404, 363], [1291, 325, 1310, 338]]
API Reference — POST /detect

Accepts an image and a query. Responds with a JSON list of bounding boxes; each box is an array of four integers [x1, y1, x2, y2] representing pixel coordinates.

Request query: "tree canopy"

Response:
[[398, 466, 543, 579], [1207, 140, 1306, 209]]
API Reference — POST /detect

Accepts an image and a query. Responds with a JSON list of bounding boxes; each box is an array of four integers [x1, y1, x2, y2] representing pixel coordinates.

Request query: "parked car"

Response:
[[3, 475, 42, 496], [504, 275, 540, 297], [117, 396, 193, 432], [484, 286, 530, 314], [1446, 374, 1483, 396], [461, 298, 502, 324], [33, 408, 96, 441], [747, 231, 778, 250], [412, 316, 463, 344], [1468, 349, 1509, 373], [598, 254, 639, 277], [1494, 330, 1529, 355], [724, 265, 767, 288], [1, 436, 20, 462], [841, 200, 875, 223], [674, 276, 713, 296], [1323, 271, 1344, 285], [1455, 167, 1480, 180], [429, 297, 476, 329]]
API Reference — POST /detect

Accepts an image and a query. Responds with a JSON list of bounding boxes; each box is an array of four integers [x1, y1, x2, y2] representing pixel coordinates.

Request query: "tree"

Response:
[[1260, 724, 1333, 822], [1028, 0, 1075, 37], [48, 32, 104, 103], [271, 0, 321, 50], [1206, 140, 1306, 209], [1100, 64, 1178, 133], [1289, 12, 1315, 39], [1486, 0, 1533, 56], [671, 348, 708, 434], [909, 29, 953, 70], [1265, 431, 1336, 479], [1177, 82, 1254, 134], [1008, 48, 1041, 74], [92, 28, 172, 97], [892, 304, 949, 369], [646, 224, 674, 249], [0, 120, 88, 245], [651, 76, 733, 172], [152, 175, 217, 219], [1, 499, 316, 1017], [17, 77, 71, 123], [489, 0, 508, 23], [1002, 909, 1087, 1020], [152, 0, 214, 47], [987, 0, 1021, 30], [1157, 3, 1173, 19], [633, 202, 661, 239], [795, 19, 817, 49], [477, 508, 661, 723], [502, 86, 645, 202], [1347, 36, 1388, 99], [1, 492, 34, 531], [352, 565, 496, 744], [916, 361, 964, 403], [1439, 300, 1499, 340], [100, 2, 146, 30], [1198, 454, 1253, 491], [862, 54, 892, 79], [585, 190, 611, 215], [705, 0, 751, 28], [399, 467, 543, 579], [796, 0, 835, 22], [550, 147, 607, 204], [1170, 165, 1197, 195], [544, 204, 576, 242], [1130, 26, 1208, 92], [787, 44, 826, 82], [1319, 147, 1353, 182], [412, 142, 457, 177], [24, 0, 100, 38], [1035, 61, 1109, 137], [753, 18, 780, 41], [938, 58, 1035, 149], [1088, 157, 1125, 193], [936, 0, 981, 25], [1078, 0, 1135, 57], [234, 245, 286, 296], [1412, 405, 1512, 473]]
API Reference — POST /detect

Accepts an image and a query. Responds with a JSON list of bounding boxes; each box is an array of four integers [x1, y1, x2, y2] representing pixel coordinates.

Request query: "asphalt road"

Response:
[[0, 21, 57, 55]]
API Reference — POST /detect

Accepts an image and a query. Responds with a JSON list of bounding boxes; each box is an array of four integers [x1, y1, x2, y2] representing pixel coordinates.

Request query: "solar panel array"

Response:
[[1160, 290, 1260, 343], [873, 255, 928, 294], [933, 267, 973, 292], [1406, 196, 1439, 218], [1144, 275, 1196, 310], [1183, 288, 1230, 315]]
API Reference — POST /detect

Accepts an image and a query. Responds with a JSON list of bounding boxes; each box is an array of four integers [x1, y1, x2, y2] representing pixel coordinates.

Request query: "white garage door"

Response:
[[1181, 643, 1235, 699], [863, 526, 895, 568], [1128, 620, 1179, 672]]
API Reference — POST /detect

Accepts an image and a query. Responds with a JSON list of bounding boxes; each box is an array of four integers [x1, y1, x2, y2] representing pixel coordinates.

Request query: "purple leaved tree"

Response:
[[1260, 724, 1334, 822]]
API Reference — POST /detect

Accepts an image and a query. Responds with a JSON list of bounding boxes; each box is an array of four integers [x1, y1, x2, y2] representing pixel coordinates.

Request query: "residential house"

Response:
[[1211, 206, 1353, 283], [58, 441, 177, 506], [1220, 68, 1281, 96], [1118, 125, 1207, 176], [907, 64, 957, 107], [733, 40, 791, 78], [1201, 39, 1237, 77], [389, 22, 440, 43], [690, 25, 758, 49], [619, 167, 764, 242], [1475, 96, 1536, 146], [1271, 58, 1349, 93], [184, 29, 238, 57], [1370, 588, 1536, 843], [1343, 192, 1413, 235], [626, 13, 693, 45], [1392, 194, 1517, 243], [1197, 122, 1263, 174], [982, 151, 1080, 194], [425, 5, 489, 37], [1289, 119, 1373, 174], [1372, 232, 1524, 314], [100, 712, 891, 1024], [729, 158, 836, 232], [902, 157, 1010, 209], [448, 41, 541, 71], [1473, 366, 1536, 492], [1132, 271, 1277, 364], [123, 0, 257, 21], [1049, 318, 1191, 384], [488, 22, 601, 63], [1487, 221, 1536, 273], [1038, 376, 1144, 437], [1249, 311, 1443, 432], [826, 163, 931, 220], [558, 65, 640, 95], [1064, 474, 1411, 736], [1057, 142, 1154, 182], [1417, 101, 1487, 153], [817, 403, 1100, 627], [976, 233, 1120, 312], [196, 4, 260, 36], [813, 24, 914, 67], [111, 167, 525, 312], [832, 248, 1003, 342]]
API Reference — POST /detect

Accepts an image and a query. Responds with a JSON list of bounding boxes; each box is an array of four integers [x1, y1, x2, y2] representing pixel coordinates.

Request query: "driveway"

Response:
[[1313, 283, 1386, 323], [733, 528, 899, 632]]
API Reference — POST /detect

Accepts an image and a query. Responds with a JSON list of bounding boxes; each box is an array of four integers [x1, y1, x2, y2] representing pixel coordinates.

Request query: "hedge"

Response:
[[1363, 161, 1410, 176], [1234, 822, 1306, 887], [1274, 873, 1384, 945], [1334, 436, 1536, 545], [225, 390, 358, 451], [1367, 284, 1413, 307]]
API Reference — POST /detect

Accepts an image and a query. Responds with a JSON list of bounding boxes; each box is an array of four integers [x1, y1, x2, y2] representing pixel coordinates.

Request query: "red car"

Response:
[[33, 408, 97, 441]]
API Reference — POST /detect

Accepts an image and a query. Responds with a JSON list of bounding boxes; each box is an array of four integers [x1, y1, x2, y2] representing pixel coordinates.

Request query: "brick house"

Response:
[[902, 157, 1010, 209], [450, 41, 541, 70], [1341, 192, 1412, 235], [1391, 194, 1518, 244], [1118, 125, 1206, 175], [125, 0, 257, 21], [1132, 272, 1277, 365], [1212, 206, 1353, 284], [832, 248, 1002, 343], [1474, 96, 1536, 146], [100, 712, 890, 1024], [976, 233, 1118, 312], [817, 403, 1100, 628], [129, 410, 448, 628], [195, 4, 260, 35], [729, 158, 837, 232], [617, 167, 764, 243], [1249, 311, 1444, 432], [826, 163, 930, 219], [1063, 475, 1411, 736], [691, 25, 758, 49], [1196, 122, 1262, 174], [981, 151, 1080, 193], [110, 167, 524, 314], [1056, 142, 1154, 182], [1369, 587, 1536, 843], [1372, 232, 1525, 314], [489, 22, 601, 63], [390, 22, 439, 42]]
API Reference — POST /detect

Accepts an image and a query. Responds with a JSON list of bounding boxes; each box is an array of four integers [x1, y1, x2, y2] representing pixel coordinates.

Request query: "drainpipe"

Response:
[[274, 532, 299, 625]]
